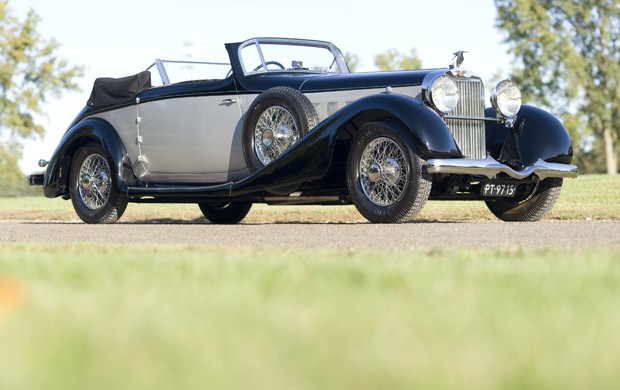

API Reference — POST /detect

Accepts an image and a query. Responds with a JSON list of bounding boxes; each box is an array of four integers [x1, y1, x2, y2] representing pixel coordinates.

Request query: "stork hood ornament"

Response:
[[451, 51, 468, 68]]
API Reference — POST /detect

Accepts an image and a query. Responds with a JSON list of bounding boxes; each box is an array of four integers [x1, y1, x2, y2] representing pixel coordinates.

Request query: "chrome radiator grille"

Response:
[[445, 78, 486, 159]]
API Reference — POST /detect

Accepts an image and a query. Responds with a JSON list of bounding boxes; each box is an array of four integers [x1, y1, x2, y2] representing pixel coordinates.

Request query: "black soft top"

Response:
[[87, 71, 152, 107]]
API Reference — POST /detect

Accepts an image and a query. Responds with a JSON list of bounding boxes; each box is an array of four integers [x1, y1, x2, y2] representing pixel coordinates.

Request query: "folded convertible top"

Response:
[[87, 71, 152, 107]]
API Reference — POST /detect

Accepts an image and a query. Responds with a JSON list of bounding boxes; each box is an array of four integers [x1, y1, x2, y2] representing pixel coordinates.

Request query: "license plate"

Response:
[[482, 183, 517, 197]]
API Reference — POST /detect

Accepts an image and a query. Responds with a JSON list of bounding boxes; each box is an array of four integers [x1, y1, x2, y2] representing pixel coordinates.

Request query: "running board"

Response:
[[127, 182, 233, 198]]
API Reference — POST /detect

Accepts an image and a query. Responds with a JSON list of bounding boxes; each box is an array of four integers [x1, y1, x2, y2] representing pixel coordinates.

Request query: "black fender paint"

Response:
[[43, 118, 131, 198], [485, 105, 573, 166]]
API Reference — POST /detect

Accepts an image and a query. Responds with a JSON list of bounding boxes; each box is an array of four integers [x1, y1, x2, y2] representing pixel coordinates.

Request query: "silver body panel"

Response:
[[306, 86, 420, 121]]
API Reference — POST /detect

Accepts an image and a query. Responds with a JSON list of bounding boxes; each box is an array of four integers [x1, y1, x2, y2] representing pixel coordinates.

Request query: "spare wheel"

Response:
[[243, 86, 319, 172]]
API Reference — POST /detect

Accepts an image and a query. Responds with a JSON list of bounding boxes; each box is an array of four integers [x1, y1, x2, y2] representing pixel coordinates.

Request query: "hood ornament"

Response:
[[451, 51, 468, 68]]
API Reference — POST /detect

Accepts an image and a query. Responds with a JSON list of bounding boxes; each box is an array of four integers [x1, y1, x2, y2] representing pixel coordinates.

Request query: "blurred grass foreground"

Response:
[[1, 244, 620, 389]]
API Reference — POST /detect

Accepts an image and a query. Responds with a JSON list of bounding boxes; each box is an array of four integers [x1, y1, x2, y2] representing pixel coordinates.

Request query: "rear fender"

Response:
[[43, 118, 132, 198]]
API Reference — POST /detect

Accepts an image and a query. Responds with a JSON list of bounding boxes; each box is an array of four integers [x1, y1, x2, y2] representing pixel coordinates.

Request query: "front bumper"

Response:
[[425, 156, 578, 180]]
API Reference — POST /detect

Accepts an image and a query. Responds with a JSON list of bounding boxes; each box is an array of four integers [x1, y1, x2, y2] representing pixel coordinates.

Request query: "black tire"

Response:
[[485, 178, 563, 222], [69, 144, 128, 224], [243, 86, 319, 171], [347, 121, 432, 223], [198, 202, 252, 224]]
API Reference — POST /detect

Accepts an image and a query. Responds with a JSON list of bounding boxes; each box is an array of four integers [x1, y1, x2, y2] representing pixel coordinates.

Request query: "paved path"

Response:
[[1, 220, 618, 248]]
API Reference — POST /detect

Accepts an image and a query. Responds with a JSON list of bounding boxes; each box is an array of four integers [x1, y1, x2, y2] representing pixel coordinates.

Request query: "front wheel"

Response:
[[485, 178, 563, 222], [69, 144, 127, 224], [347, 121, 432, 223], [198, 202, 252, 224]]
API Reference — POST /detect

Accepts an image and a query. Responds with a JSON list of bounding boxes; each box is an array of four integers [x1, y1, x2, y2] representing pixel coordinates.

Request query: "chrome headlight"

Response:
[[428, 75, 459, 114], [491, 79, 521, 119]]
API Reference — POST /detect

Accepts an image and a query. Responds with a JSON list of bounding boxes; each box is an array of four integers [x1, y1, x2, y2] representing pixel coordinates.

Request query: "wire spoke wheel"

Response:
[[254, 105, 299, 165], [359, 137, 408, 206], [70, 144, 127, 224], [243, 86, 318, 172], [77, 154, 111, 210], [347, 121, 431, 223]]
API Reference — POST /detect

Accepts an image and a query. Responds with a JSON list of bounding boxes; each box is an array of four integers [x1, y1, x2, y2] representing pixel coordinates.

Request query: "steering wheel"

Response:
[[252, 61, 286, 72]]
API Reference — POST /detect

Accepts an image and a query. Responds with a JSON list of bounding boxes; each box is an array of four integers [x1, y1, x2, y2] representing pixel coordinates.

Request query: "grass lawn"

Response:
[[1, 244, 620, 389]]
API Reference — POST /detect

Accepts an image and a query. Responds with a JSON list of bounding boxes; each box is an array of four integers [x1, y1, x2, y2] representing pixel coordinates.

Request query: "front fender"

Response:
[[43, 117, 132, 198], [228, 93, 460, 196], [342, 93, 461, 160], [485, 105, 574, 166]]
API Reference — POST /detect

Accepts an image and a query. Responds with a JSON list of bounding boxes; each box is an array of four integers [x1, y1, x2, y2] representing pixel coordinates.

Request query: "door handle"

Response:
[[221, 98, 238, 104]]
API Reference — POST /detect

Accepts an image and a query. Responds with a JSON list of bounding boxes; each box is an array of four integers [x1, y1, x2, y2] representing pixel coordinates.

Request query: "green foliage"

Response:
[[0, 142, 25, 196], [494, 0, 620, 174], [0, 0, 83, 193], [344, 51, 360, 72], [374, 48, 422, 71]]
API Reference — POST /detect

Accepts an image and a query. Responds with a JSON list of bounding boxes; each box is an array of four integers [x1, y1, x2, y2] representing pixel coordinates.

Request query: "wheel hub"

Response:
[[367, 162, 381, 182], [262, 129, 274, 147], [80, 173, 93, 190], [366, 158, 401, 184], [383, 157, 401, 185]]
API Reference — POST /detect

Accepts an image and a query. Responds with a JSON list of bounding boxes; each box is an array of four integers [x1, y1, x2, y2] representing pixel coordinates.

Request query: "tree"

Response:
[[344, 52, 360, 72], [495, 0, 619, 174], [0, 0, 83, 194], [374, 48, 422, 71]]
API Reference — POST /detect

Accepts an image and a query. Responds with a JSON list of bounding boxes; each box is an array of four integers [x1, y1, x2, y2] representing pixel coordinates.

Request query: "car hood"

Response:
[[235, 68, 446, 93]]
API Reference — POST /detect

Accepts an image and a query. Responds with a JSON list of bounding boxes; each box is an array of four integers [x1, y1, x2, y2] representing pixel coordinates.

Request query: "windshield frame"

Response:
[[237, 37, 350, 76]]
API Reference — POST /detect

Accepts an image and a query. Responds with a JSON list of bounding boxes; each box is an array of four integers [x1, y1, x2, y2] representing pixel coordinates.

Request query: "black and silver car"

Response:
[[30, 37, 578, 224]]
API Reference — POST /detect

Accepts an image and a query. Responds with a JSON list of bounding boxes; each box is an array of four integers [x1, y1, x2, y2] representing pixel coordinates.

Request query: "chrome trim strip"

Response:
[[426, 156, 579, 180], [444, 115, 502, 122]]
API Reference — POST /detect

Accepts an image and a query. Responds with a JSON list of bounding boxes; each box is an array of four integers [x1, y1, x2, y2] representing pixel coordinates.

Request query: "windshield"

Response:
[[146, 59, 231, 85], [239, 38, 349, 75]]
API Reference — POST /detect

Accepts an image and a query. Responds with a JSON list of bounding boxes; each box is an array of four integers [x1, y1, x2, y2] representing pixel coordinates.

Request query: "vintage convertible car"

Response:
[[30, 37, 578, 224]]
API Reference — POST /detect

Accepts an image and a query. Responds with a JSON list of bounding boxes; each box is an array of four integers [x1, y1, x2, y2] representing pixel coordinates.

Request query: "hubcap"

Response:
[[77, 153, 111, 210], [262, 130, 274, 147], [254, 106, 299, 165], [359, 137, 408, 206]]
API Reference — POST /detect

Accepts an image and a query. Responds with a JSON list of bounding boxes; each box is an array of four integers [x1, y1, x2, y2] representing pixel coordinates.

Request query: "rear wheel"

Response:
[[198, 202, 252, 224], [485, 178, 563, 222], [70, 144, 127, 224], [347, 121, 432, 223]]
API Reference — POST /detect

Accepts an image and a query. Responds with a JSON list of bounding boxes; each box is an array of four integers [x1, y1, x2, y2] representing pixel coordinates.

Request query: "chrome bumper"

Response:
[[425, 156, 578, 180]]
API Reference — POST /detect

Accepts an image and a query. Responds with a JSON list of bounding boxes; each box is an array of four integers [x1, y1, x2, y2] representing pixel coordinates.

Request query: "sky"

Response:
[[11, 0, 511, 174]]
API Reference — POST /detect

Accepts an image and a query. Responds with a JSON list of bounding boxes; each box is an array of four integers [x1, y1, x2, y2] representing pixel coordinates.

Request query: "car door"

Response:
[[136, 91, 247, 183]]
